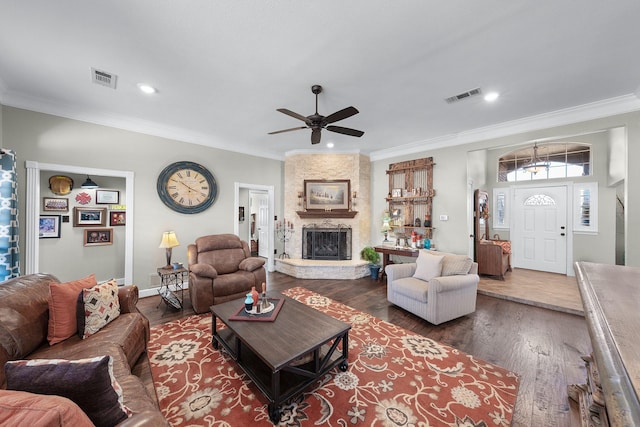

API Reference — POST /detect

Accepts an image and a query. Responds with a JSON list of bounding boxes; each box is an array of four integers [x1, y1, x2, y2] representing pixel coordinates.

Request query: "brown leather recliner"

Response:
[[187, 234, 266, 313]]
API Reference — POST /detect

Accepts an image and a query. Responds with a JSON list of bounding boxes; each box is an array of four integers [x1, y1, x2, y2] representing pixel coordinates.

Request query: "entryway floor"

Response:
[[477, 267, 583, 316]]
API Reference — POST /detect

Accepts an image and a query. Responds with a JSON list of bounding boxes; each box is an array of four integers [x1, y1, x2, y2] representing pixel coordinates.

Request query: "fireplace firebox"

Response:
[[302, 223, 352, 260]]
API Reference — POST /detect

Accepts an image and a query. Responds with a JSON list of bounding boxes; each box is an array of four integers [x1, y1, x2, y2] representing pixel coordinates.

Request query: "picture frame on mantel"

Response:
[[304, 179, 350, 211]]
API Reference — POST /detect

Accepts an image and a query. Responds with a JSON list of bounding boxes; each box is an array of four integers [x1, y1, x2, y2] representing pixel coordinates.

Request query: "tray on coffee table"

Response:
[[228, 297, 285, 321]]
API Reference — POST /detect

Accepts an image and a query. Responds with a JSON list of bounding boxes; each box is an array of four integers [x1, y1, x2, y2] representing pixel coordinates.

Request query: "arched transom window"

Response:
[[498, 142, 591, 182]]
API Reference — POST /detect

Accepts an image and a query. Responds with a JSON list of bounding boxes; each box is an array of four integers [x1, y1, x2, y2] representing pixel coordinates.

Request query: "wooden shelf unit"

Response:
[[386, 157, 435, 239]]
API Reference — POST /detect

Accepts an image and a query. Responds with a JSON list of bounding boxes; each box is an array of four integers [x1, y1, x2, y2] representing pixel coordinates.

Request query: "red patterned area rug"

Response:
[[148, 287, 519, 426]]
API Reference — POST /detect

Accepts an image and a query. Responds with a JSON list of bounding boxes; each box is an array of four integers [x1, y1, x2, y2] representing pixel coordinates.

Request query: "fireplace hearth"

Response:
[[302, 223, 352, 260]]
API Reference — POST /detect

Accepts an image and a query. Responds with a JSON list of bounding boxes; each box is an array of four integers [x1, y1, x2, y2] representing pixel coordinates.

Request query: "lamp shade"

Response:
[[159, 231, 180, 248], [81, 176, 99, 189]]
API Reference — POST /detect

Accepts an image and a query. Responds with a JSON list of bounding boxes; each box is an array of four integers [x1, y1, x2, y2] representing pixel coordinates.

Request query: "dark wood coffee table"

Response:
[[210, 292, 350, 424]]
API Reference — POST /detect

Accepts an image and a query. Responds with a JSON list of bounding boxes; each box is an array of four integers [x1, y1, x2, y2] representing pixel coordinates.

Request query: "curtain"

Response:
[[0, 149, 20, 281]]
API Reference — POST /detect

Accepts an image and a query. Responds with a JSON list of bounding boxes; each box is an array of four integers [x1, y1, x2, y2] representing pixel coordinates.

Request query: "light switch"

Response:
[[439, 214, 449, 221]]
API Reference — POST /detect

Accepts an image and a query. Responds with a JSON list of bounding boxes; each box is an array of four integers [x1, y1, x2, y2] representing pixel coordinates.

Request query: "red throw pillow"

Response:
[[47, 274, 97, 345]]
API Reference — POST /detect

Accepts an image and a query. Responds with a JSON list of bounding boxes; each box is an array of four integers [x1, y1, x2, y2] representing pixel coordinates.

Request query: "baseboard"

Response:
[[139, 281, 189, 299]]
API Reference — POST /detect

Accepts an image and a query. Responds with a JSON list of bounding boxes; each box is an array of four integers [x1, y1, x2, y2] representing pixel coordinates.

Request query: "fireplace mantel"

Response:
[[296, 211, 358, 219]]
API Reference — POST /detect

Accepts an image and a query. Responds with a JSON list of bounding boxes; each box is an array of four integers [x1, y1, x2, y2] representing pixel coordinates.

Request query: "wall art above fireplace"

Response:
[[297, 179, 358, 219]]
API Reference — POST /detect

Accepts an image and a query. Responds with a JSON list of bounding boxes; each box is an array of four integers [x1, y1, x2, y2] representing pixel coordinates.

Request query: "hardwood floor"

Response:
[[136, 269, 589, 427]]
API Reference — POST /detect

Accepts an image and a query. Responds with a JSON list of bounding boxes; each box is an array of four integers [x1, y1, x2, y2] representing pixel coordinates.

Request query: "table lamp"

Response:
[[382, 210, 392, 242], [159, 231, 180, 268]]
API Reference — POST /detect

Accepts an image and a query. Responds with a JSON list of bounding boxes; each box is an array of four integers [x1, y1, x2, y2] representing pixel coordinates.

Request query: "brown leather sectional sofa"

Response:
[[0, 273, 167, 426]]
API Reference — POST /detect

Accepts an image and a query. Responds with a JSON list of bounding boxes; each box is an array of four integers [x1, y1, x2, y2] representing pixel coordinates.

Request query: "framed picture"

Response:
[[238, 206, 245, 222], [43, 197, 69, 212], [391, 188, 402, 198], [304, 180, 350, 211], [73, 207, 107, 227], [95, 190, 120, 204], [110, 211, 126, 226], [39, 215, 61, 238], [83, 228, 113, 246]]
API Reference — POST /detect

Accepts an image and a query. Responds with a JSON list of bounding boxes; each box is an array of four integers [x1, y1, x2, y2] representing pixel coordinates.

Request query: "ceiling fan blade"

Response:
[[268, 126, 307, 135], [323, 106, 359, 124], [311, 128, 322, 144], [276, 108, 310, 123], [326, 125, 364, 138]]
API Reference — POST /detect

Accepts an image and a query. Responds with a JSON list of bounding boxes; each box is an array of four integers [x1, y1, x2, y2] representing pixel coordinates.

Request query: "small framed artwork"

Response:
[[83, 228, 114, 246], [39, 215, 61, 238], [73, 207, 107, 227], [238, 206, 245, 222], [96, 190, 120, 204], [43, 197, 69, 212], [391, 188, 402, 198], [110, 211, 126, 226], [304, 179, 350, 211]]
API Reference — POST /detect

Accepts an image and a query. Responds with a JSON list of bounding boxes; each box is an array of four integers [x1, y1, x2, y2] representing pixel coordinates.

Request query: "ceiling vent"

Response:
[[91, 68, 117, 89], [445, 87, 482, 104]]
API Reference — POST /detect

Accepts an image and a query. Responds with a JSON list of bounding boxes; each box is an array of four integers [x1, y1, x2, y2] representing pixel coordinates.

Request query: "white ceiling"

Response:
[[2, 1, 640, 161]]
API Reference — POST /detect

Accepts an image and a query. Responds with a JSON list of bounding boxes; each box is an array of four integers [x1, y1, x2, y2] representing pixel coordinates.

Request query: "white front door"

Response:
[[256, 193, 270, 258], [512, 186, 567, 274]]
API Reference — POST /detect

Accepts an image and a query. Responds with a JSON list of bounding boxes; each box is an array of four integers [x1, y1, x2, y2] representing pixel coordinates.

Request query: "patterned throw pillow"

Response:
[[77, 279, 120, 339], [413, 250, 444, 281], [5, 356, 131, 427]]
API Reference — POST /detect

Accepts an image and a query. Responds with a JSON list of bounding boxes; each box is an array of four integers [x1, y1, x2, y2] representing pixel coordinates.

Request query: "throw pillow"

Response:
[[441, 254, 473, 276], [77, 279, 120, 339], [5, 356, 130, 427], [0, 389, 95, 427], [413, 250, 444, 281], [47, 274, 98, 345]]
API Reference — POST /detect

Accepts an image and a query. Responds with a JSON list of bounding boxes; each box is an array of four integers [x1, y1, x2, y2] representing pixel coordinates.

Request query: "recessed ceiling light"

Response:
[[484, 92, 499, 102], [137, 83, 157, 94], [326, 142, 334, 148]]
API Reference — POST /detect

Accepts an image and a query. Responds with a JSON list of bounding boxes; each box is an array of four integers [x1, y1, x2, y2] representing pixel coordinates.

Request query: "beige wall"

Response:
[[5, 106, 283, 288], [371, 112, 640, 268]]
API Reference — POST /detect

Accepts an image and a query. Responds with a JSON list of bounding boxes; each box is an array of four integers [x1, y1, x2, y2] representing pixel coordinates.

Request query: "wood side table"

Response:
[[157, 266, 187, 310]]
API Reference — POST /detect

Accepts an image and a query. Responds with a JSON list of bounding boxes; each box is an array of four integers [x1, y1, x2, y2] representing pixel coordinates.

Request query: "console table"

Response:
[[374, 245, 419, 281], [570, 262, 640, 426]]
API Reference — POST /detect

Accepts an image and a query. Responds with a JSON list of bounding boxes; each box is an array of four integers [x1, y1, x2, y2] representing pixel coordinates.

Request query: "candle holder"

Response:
[[275, 219, 295, 259]]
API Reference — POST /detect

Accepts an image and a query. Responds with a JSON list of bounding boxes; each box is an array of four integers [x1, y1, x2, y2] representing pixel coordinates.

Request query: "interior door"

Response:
[[512, 186, 567, 274], [256, 192, 270, 258]]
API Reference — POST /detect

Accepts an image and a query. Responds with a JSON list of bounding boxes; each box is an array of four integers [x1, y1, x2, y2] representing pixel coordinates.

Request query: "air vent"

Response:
[[91, 68, 117, 89], [445, 87, 482, 104]]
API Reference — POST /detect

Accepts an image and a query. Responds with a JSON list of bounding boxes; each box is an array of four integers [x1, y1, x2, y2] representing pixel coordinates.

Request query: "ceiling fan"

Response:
[[268, 85, 364, 145]]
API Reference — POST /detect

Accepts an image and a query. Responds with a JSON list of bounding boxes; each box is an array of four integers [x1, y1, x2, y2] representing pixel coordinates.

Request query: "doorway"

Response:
[[234, 182, 275, 272], [511, 185, 569, 274]]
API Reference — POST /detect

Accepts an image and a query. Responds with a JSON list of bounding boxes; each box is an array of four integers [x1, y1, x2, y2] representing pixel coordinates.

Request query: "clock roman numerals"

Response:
[[158, 162, 217, 213]]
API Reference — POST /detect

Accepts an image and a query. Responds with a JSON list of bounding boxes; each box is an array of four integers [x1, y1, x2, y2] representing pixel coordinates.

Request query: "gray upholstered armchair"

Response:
[[385, 250, 479, 325], [187, 234, 266, 314]]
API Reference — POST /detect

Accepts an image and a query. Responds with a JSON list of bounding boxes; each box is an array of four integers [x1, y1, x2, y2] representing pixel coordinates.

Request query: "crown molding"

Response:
[[369, 94, 640, 162], [1, 90, 286, 161]]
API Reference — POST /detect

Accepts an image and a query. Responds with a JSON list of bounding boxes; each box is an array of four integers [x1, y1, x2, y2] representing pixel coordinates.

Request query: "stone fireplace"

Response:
[[275, 153, 371, 279], [302, 223, 352, 260]]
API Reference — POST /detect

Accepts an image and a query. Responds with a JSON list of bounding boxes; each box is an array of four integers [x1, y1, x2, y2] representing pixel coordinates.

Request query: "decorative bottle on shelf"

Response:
[[251, 286, 259, 308], [424, 238, 431, 250], [424, 214, 432, 228]]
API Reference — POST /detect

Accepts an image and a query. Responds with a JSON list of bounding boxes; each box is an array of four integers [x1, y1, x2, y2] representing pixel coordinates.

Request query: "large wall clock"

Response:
[[157, 161, 217, 214]]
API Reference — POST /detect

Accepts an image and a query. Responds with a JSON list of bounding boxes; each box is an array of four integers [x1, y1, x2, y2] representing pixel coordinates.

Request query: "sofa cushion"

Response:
[[77, 280, 120, 339], [391, 277, 430, 303], [0, 389, 95, 427], [441, 254, 473, 276], [413, 251, 444, 281], [5, 355, 130, 427], [48, 274, 98, 345]]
